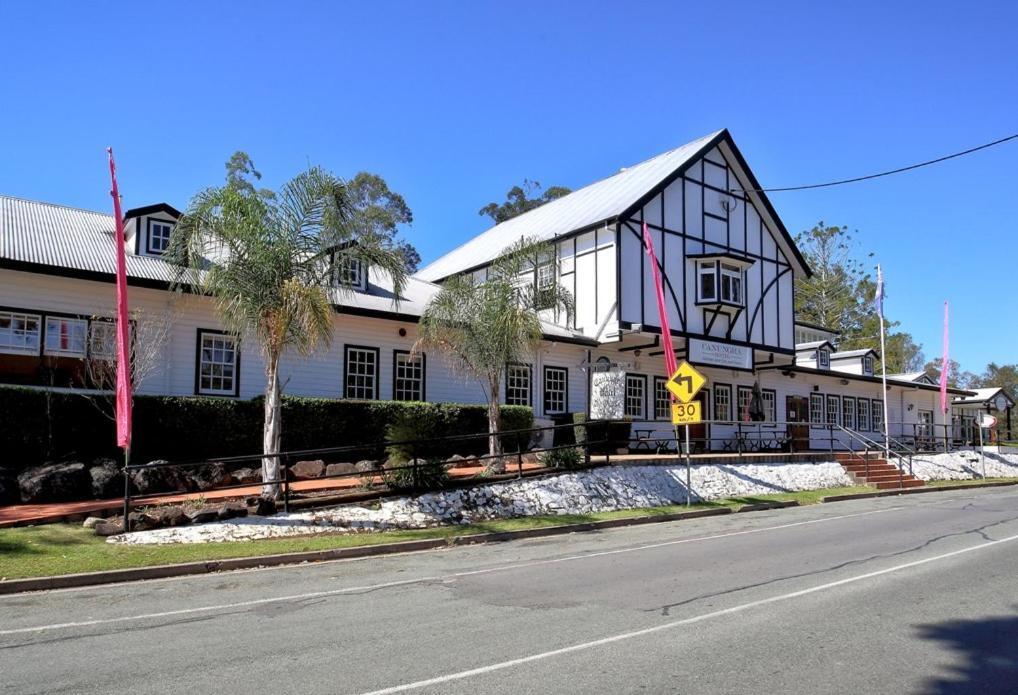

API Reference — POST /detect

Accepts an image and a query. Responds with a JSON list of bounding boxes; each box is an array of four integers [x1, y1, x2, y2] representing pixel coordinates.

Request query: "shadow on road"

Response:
[[917, 610, 1018, 694]]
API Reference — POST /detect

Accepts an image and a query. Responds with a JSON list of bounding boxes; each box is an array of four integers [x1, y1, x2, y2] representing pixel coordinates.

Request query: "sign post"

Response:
[[978, 414, 998, 479], [668, 361, 707, 506]]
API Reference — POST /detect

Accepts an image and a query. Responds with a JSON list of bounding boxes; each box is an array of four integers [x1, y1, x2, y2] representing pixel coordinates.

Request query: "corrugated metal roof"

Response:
[[886, 372, 928, 383], [795, 340, 832, 351], [831, 349, 878, 359], [415, 130, 724, 282], [0, 194, 592, 343], [954, 387, 1013, 406]]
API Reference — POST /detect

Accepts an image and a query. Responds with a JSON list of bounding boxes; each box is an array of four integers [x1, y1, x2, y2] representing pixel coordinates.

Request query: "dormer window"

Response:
[[695, 259, 745, 307], [863, 355, 874, 375], [535, 261, 556, 310], [334, 256, 367, 291], [818, 349, 830, 369], [146, 220, 173, 256]]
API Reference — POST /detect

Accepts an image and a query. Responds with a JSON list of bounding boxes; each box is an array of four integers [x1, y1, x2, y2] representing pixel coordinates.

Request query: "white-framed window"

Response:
[[625, 374, 646, 419], [654, 377, 671, 420], [862, 355, 874, 376], [543, 366, 567, 414], [857, 398, 871, 431], [335, 257, 366, 291], [535, 261, 556, 310], [761, 389, 776, 423], [737, 385, 753, 422], [393, 351, 424, 402], [697, 261, 717, 303], [506, 363, 532, 406], [826, 395, 840, 426], [810, 392, 825, 426], [872, 400, 884, 431], [843, 396, 856, 430], [345, 346, 378, 400], [0, 310, 41, 355], [719, 263, 743, 305], [44, 317, 88, 357], [88, 320, 118, 360], [713, 384, 732, 422], [817, 349, 830, 369], [147, 220, 173, 255], [197, 331, 239, 396]]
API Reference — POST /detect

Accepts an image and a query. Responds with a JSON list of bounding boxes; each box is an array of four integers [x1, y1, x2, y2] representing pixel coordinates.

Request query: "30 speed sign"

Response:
[[671, 401, 702, 425]]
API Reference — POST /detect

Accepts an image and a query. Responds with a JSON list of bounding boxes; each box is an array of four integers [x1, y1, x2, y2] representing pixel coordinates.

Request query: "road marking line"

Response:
[[353, 530, 1018, 695], [0, 507, 897, 635]]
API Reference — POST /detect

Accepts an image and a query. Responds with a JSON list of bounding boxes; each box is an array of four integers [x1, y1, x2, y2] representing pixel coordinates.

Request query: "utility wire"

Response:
[[738, 133, 1018, 193]]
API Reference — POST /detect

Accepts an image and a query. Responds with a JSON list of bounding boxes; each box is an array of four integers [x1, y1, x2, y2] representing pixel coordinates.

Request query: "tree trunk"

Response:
[[262, 352, 282, 499], [487, 375, 504, 473]]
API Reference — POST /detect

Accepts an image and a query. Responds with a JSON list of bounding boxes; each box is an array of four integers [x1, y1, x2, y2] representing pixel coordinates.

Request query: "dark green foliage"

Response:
[[542, 446, 583, 470], [478, 180, 572, 224], [572, 414, 632, 454], [0, 387, 532, 472], [381, 458, 449, 492]]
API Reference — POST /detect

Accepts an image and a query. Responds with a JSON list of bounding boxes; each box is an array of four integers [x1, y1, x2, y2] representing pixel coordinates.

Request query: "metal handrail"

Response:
[[835, 425, 912, 485]]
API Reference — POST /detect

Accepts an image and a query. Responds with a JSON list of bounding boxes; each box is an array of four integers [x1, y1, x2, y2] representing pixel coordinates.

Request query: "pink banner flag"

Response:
[[642, 222, 677, 379], [940, 301, 949, 414], [107, 148, 132, 449]]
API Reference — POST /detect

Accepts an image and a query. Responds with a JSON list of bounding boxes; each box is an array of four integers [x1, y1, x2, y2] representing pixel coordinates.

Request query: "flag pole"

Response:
[[877, 265, 890, 460]]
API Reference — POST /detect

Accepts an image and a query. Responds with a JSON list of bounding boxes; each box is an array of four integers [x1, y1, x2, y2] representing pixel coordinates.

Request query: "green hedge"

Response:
[[0, 387, 532, 471]]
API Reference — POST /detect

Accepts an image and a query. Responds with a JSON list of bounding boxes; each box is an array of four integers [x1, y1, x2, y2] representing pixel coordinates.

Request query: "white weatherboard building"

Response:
[[0, 129, 991, 451]]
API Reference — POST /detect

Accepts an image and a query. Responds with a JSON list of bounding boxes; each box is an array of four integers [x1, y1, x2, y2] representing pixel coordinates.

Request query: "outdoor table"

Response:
[[633, 429, 654, 451]]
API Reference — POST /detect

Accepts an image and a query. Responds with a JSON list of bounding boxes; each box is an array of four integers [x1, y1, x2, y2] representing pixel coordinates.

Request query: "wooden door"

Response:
[[786, 395, 809, 451], [689, 390, 708, 452]]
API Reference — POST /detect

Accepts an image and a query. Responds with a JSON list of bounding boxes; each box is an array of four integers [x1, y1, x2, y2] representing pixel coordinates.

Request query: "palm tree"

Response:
[[170, 167, 407, 498], [416, 237, 572, 470]]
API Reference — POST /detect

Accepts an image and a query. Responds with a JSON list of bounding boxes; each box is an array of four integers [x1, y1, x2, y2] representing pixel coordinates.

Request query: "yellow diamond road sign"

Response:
[[666, 361, 707, 403], [671, 401, 702, 425]]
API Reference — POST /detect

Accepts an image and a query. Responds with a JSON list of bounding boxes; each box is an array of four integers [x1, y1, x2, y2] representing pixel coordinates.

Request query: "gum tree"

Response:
[[170, 165, 407, 498], [416, 237, 571, 470]]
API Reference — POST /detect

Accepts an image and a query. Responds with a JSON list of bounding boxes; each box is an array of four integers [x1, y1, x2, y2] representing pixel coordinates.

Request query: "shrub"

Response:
[[381, 458, 449, 492], [0, 386, 534, 472], [572, 414, 633, 454], [542, 446, 584, 470]]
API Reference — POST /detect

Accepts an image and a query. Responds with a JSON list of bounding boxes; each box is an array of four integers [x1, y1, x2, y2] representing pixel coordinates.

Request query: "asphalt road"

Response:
[[3, 487, 1018, 694]]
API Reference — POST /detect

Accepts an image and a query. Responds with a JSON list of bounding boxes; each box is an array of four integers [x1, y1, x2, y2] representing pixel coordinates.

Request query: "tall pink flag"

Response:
[[107, 148, 132, 449], [642, 222, 677, 379], [940, 301, 949, 414]]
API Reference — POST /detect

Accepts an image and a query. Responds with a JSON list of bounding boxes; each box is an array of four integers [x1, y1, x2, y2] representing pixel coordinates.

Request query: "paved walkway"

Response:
[[0, 461, 548, 527]]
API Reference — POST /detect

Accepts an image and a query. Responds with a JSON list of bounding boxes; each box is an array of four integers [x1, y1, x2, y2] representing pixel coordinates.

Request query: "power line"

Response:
[[738, 133, 1018, 193]]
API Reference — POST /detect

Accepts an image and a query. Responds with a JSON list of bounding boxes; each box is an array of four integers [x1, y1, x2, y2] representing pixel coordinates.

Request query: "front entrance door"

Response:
[[786, 396, 809, 451], [689, 389, 708, 453]]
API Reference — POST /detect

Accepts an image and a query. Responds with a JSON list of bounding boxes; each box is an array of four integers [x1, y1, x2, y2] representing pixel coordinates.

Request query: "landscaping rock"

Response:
[[89, 458, 127, 499], [185, 507, 220, 524], [130, 460, 190, 495], [150, 506, 189, 527], [445, 454, 472, 469], [355, 460, 380, 473], [18, 462, 91, 503], [250, 496, 277, 516], [94, 519, 124, 536], [325, 462, 357, 477], [291, 460, 325, 479], [189, 463, 232, 491], [82, 516, 105, 529], [217, 502, 248, 521], [231, 467, 261, 485]]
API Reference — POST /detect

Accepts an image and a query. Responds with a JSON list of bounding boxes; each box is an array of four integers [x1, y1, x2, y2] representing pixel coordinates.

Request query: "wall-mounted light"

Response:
[[634, 349, 642, 357], [398, 327, 407, 337], [840, 379, 849, 386], [813, 385, 820, 392], [907, 404, 915, 412]]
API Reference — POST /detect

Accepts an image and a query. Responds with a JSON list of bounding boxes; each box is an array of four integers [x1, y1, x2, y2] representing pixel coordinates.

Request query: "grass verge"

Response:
[[926, 477, 1018, 488], [0, 485, 870, 581]]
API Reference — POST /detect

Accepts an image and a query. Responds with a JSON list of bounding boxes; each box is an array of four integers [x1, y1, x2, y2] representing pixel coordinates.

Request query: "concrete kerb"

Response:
[[7, 481, 1015, 596]]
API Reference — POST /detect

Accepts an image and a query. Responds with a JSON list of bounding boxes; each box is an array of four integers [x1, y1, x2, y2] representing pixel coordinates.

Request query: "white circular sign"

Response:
[[979, 414, 998, 429]]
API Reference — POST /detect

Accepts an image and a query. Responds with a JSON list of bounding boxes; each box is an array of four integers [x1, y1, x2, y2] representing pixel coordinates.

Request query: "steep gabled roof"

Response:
[[416, 129, 811, 282]]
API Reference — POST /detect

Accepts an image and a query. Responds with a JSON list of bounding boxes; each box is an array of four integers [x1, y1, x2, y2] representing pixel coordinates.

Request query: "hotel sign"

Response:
[[688, 338, 753, 370]]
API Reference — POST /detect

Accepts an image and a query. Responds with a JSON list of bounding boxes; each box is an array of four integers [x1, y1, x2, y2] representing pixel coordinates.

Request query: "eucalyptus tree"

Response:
[[416, 237, 572, 469], [170, 166, 408, 498]]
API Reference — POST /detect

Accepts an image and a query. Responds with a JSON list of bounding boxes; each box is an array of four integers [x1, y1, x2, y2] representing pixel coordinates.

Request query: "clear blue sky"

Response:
[[1, 1, 1014, 372]]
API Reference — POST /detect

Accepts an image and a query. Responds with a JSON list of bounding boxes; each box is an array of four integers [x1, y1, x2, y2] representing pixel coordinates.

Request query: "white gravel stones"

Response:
[[110, 461, 854, 546], [908, 450, 1018, 481]]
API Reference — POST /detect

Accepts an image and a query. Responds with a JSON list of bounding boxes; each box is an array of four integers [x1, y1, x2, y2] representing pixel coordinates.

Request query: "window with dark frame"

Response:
[[809, 392, 824, 426], [863, 355, 874, 375], [654, 377, 671, 420], [843, 396, 856, 430], [697, 261, 717, 302], [197, 331, 239, 396], [826, 395, 840, 426], [506, 364, 531, 406], [713, 384, 732, 422], [0, 310, 41, 355], [44, 317, 88, 357], [625, 374, 646, 419], [818, 349, 830, 369], [695, 260, 745, 307], [345, 346, 378, 400], [858, 399, 871, 431], [334, 256, 366, 291], [872, 399, 884, 431], [737, 386, 752, 422], [543, 366, 567, 414], [147, 220, 172, 255], [393, 351, 424, 402], [761, 389, 776, 423]]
